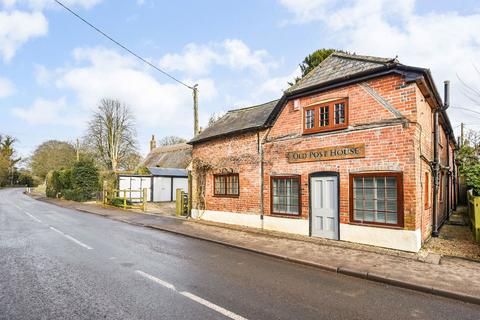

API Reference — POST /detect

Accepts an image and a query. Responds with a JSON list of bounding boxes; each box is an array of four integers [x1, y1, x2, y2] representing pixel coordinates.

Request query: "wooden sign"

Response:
[[287, 144, 365, 163]]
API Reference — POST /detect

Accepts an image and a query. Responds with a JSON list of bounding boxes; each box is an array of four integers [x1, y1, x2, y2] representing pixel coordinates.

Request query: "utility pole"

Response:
[[193, 84, 199, 137], [76, 138, 80, 161], [460, 122, 464, 147]]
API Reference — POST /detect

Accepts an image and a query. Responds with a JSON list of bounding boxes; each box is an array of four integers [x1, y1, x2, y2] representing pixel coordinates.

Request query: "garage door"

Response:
[[172, 177, 188, 201], [153, 177, 172, 202]]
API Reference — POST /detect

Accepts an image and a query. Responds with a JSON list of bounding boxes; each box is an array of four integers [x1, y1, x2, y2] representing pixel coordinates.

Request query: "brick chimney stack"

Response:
[[150, 134, 156, 151]]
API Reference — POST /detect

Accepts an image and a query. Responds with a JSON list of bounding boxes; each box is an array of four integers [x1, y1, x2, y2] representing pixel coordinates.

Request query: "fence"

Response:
[[103, 188, 147, 212], [467, 190, 480, 242]]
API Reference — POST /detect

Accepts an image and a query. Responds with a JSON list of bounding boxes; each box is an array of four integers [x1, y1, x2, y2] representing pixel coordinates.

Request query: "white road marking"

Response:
[[179, 291, 248, 320], [23, 211, 42, 223], [136, 270, 176, 290], [135, 270, 248, 320], [49, 226, 93, 250]]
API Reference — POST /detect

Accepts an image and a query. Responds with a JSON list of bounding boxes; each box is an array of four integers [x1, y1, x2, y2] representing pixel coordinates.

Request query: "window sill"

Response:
[[213, 194, 240, 198], [348, 222, 404, 230], [303, 125, 348, 135], [270, 213, 303, 219]]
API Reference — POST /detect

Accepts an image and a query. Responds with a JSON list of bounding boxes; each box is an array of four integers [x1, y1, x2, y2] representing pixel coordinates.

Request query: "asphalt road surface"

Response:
[[1, 188, 480, 320]]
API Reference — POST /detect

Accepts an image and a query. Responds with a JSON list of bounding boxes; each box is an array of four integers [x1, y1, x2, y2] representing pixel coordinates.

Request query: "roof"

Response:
[[188, 99, 279, 144], [189, 52, 456, 145], [148, 167, 188, 177], [141, 143, 192, 168], [286, 52, 398, 94]]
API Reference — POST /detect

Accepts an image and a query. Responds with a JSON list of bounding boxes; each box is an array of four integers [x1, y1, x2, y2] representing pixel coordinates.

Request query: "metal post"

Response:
[[193, 84, 199, 137], [123, 191, 127, 210]]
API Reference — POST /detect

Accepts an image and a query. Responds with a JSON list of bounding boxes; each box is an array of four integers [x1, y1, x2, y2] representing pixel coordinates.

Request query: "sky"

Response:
[[1, 0, 480, 158]]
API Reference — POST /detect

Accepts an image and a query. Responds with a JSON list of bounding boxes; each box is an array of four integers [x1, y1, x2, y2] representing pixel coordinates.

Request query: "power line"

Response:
[[53, 0, 193, 90], [451, 106, 480, 116]]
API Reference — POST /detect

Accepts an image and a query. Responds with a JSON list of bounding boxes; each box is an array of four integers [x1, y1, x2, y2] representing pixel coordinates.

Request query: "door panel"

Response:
[[311, 175, 339, 240]]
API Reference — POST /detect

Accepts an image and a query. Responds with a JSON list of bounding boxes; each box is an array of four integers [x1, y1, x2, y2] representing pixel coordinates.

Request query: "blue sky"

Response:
[[1, 0, 480, 158]]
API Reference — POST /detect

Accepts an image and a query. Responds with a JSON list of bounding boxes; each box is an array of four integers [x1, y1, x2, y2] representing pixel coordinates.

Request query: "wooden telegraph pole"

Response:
[[193, 84, 199, 137]]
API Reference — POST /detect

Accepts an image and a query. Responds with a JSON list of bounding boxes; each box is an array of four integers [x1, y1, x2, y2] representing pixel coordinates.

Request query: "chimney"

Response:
[[150, 134, 156, 151]]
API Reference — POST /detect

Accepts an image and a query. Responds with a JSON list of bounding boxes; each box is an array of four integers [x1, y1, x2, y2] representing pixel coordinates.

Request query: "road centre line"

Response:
[[49, 226, 93, 250], [23, 210, 43, 223], [135, 270, 248, 320]]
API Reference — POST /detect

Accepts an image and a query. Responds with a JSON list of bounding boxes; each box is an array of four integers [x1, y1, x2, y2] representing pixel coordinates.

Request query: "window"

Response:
[[425, 172, 430, 209], [271, 176, 301, 216], [303, 98, 348, 134], [214, 173, 239, 197], [350, 172, 403, 227], [305, 109, 314, 129]]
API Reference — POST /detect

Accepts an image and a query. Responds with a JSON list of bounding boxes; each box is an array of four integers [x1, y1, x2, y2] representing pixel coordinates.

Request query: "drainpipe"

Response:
[[432, 106, 440, 237], [432, 80, 450, 237], [259, 128, 272, 229], [444, 81, 451, 220]]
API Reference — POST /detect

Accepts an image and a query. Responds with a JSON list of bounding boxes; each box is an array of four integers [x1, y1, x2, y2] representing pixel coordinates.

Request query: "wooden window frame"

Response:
[[270, 175, 302, 217], [213, 173, 240, 197], [424, 172, 430, 209], [303, 98, 348, 134], [349, 172, 404, 228]]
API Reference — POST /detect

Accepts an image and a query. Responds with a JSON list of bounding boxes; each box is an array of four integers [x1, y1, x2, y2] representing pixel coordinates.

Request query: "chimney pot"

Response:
[[150, 134, 157, 151]]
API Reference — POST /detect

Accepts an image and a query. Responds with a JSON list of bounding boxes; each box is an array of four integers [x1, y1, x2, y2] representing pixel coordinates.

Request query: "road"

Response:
[[1, 188, 479, 320]]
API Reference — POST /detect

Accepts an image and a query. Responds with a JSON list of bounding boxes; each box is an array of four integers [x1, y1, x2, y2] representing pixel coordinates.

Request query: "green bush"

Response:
[[109, 197, 132, 207], [71, 159, 99, 201], [46, 168, 73, 198]]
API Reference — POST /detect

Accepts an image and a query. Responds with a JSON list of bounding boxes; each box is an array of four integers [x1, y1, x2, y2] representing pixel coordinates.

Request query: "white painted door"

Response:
[[172, 178, 188, 201], [153, 177, 172, 202], [310, 176, 339, 240]]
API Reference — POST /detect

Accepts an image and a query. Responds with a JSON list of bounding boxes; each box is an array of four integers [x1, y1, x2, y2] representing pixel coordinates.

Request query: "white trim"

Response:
[[340, 224, 421, 252], [191, 210, 421, 252], [191, 210, 309, 235]]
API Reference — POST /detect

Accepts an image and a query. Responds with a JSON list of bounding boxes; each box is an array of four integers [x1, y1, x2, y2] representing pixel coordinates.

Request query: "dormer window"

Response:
[[303, 98, 348, 134]]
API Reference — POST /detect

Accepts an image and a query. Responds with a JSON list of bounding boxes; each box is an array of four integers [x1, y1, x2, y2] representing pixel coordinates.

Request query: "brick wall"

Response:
[[191, 73, 450, 238]]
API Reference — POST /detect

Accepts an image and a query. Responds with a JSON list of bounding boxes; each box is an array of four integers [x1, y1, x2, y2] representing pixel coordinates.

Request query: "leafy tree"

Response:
[[290, 48, 342, 85], [30, 140, 77, 180], [0, 135, 21, 185], [457, 136, 480, 195], [85, 98, 138, 171], [0, 154, 9, 187], [16, 170, 37, 187], [158, 136, 187, 146]]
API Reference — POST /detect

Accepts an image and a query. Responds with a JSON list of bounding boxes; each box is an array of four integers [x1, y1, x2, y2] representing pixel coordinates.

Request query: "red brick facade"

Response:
[[191, 72, 456, 248]]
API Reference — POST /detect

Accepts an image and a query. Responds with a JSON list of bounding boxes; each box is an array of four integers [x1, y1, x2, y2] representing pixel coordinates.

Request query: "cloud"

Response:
[[159, 39, 277, 76], [11, 97, 75, 125], [0, 10, 48, 62], [34, 64, 51, 86], [0, 76, 15, 97], [278, 0, 480, 130], [256, 67, 301, 96], [53, 46, 217, 129], [2, 0, 104, 10]]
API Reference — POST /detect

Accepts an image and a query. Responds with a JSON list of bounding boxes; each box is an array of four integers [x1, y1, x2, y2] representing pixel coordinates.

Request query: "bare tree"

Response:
[[85, 99, 138, 171], [158, 136, 187, 146]]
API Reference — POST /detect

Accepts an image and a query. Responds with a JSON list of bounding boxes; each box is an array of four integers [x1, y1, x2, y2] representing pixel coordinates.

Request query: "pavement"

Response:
[[24, 189, 480, 306], [2, 188, 480, 319]]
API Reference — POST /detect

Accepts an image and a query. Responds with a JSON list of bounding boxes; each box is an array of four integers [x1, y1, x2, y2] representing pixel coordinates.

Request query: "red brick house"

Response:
[[188, 52, 457, 252]]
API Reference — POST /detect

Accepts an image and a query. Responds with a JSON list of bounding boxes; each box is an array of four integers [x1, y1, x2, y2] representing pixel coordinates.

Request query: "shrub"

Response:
[[46, 168, 73, 198], [71, 159, 99, 201]]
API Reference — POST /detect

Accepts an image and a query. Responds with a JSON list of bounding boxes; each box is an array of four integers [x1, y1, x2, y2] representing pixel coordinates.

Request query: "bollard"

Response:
[[143, 188, 147, 212]]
